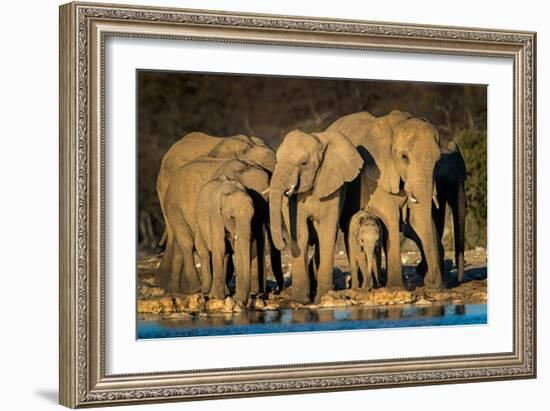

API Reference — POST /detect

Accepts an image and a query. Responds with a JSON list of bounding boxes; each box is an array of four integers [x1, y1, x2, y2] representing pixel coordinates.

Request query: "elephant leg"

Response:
[[157, 233, 180, 292], [451, 182, 466, 283], [170, 220, 201, 294], [314, 219, 338, 302], [194, 241, 212, 295], [209, 248, 226, 300], [431, 190, 447, 280], [223, 253, 233, 295], [402, 224, 427, 285], [420, 221, 443, 289], [307, 229, 320, 299], [433, 190, 447, 240], [290, 216, 310, 304], [249, 236, 261, 296], [413, 223, 428, 278], [357, 253, 371, 290], [179, 243, 201, 294], [350, 257, 360, 290], [384, 211, 403, 288], [373, 248, 381, 287], [267, 227, 284, 292]]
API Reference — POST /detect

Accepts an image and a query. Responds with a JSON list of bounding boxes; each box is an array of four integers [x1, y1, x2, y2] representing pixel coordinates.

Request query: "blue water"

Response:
[[137, 303, 487, 339]]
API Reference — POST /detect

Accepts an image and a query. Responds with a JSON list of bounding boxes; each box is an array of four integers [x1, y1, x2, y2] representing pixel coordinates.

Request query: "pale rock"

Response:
[[224, 296, 236, 312], [262, 300, 280, 311], [233, 301, 246, 313], [148, 287, 165, 298], [137, 299, 162, 314], [159, 296, 177, 313], [206, 298, 226, 312], [185, 293, 205, 311]]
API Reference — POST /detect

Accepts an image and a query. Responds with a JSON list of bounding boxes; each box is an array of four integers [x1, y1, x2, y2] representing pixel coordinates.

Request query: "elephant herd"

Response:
[[156, 110, 467, 307]]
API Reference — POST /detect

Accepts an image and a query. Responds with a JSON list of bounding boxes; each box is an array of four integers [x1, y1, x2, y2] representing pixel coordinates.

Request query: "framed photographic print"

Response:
[[59, 1, 537, 408]]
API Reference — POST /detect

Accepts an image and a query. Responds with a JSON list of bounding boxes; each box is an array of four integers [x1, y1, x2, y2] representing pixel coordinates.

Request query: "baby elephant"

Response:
[[348, 210, 384, 290], [194, 176, 255, 305]]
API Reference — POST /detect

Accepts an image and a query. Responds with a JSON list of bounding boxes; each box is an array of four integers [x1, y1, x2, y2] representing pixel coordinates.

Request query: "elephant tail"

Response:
[[158, 230, 167, 247]]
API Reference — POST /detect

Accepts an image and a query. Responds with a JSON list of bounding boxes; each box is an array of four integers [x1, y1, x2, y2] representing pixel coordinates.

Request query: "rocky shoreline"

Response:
[[137, 249, 487, 317], [138, 281, 487, 318]]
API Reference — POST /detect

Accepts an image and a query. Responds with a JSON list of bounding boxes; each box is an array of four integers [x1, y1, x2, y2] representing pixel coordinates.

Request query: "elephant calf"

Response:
[[194, 176, 255, 305], [348, 210, 384, 290]]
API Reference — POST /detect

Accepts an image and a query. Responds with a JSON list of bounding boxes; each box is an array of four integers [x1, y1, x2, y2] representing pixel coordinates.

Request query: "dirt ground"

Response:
[[137, 248, 487, 316]]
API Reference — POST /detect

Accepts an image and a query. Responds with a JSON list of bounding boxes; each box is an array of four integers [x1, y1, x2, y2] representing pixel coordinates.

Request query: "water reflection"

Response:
[[138, 303, 487, 339]]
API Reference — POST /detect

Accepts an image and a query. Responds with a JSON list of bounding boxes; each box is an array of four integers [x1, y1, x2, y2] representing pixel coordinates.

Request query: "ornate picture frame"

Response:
[[59, 1, 536, 408]]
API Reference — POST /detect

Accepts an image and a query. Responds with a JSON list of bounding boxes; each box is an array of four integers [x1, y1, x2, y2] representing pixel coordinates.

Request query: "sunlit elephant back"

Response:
[[156, 132, 276, 227], [327, 110, 443, 289]]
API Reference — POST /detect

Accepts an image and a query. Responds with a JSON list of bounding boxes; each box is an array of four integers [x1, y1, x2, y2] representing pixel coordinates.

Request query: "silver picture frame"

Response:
[[59, 2, 536, 407]]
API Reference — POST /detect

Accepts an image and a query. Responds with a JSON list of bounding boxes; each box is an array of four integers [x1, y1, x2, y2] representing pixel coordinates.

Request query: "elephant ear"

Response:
[[202, 178, 235, 252], [312, 131, 364, 199], [208, 136, 251, 158]]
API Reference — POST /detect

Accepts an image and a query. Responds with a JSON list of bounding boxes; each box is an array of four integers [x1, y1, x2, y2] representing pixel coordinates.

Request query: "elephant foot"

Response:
[[314, 284, 333, 302], [424, 277, 444, 290], [234, 301, 246, 312], [158, 278, 181, 294], [289, 290, 311, 305], [180, 279, 202, 295]]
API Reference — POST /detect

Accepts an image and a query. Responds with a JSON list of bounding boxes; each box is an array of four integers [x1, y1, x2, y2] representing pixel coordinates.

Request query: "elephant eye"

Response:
[[400, 153, 409, 162]]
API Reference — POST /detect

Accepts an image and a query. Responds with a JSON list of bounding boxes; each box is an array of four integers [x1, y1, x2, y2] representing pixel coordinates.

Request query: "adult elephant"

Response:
[[159, 158, 279, 296], [269, 129, 364, 303], [327, 110, 443, 289], [405, 139, 467, 284], [156, 132, 276, 215]]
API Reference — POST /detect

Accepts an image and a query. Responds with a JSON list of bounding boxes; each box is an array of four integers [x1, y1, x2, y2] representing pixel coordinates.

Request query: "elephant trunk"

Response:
[[268, 163, 298, 251], [234, 224, 252, 304], [409, 173, 443, 288]]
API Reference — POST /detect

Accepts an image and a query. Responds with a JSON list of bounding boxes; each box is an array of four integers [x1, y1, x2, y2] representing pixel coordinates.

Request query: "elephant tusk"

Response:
[[284, 184, 296, 197], [261, 188, 270, 195], [432, 193, 440, 209], [407, 192, 418, 204]]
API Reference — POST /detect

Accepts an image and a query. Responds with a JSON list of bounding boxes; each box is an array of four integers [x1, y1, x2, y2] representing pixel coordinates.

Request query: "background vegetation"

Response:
[[137, 71, 487, 251]]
